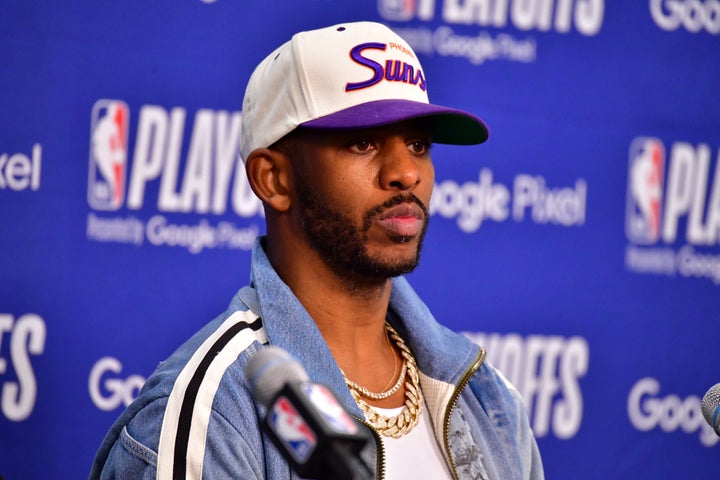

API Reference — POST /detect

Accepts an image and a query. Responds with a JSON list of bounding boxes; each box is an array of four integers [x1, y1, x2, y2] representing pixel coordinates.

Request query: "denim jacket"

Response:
[[90, 239, 544, 479]]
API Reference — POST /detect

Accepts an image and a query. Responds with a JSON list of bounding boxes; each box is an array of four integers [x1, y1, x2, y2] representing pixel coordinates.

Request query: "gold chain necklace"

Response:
[[342, 323, 423, 438], [379, 327, 401, 392], [344, 361, 407, 400]]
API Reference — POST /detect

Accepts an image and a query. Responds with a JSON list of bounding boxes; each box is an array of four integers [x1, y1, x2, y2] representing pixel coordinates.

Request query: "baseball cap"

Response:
[[240, 21, 489, 162]]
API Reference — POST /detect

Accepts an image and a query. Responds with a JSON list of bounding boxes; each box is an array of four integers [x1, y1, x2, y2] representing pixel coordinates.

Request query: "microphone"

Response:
[[246, 346, 374, 480], [701, 383, 720, 437]]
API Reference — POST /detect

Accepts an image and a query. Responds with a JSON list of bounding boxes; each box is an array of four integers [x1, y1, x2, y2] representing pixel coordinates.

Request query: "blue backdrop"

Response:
[[2, 0, 719, 478]]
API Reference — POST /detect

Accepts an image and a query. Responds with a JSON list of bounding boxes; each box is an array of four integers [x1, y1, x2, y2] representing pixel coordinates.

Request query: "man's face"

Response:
[[286, 120, 435, 280]]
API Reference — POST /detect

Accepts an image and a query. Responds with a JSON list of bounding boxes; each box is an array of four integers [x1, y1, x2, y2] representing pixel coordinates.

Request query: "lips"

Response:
[[375, 202, 426, 237]]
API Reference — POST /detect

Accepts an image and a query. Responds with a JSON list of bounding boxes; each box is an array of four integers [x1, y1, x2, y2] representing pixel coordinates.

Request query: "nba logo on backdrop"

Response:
[[626, 137, 665, 244], [377, 0, 435, 21], [378, 0, 417, 21], [88, 99, 129, 210]]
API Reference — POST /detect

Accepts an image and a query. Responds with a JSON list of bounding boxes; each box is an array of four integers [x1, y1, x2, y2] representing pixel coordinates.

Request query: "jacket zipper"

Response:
[[442, 348, 487, 480], [355, 416, 386, 479]]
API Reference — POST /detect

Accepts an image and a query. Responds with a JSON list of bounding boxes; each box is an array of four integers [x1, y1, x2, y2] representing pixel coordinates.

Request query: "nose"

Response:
[[378, 138, 423, 191]]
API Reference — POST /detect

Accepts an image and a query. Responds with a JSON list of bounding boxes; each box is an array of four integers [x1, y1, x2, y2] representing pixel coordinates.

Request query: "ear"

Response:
[[245, 148, 292, 212]]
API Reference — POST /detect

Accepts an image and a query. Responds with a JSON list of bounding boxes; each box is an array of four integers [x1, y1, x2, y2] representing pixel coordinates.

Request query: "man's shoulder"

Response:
[[157, 303, 263, 373], [452, 358, 525, 422], [474, 361, 522, 400], [141, 305, 266, 413], [91, 300, 267, 476]]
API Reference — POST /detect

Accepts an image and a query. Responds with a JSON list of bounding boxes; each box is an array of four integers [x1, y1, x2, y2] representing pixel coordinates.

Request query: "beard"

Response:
[[293, 171, 429, 280]]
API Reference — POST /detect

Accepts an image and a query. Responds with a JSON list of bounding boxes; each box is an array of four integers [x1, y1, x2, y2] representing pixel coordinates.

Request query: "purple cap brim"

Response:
[[300, 99, 489, 145]]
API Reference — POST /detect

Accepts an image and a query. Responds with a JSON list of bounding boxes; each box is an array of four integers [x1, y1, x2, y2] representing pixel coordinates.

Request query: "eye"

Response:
[[408, 139, 431, 156], [349, 138, 374, 154]]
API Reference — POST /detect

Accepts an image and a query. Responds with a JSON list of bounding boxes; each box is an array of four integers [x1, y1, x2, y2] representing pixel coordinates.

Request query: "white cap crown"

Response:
[[240, 22, 487, 161]]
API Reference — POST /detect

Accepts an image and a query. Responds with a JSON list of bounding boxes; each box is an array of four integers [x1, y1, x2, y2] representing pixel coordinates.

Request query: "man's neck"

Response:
[[264, 235, 404, 405], [267, 237, 391, 339]]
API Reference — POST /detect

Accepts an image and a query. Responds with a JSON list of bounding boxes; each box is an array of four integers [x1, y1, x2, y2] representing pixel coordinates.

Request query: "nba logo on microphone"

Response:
[[626, 137, 665, 244], [88, 99, 129, 210], [302, 383, 358, 434], [269, 396, 317, 462]]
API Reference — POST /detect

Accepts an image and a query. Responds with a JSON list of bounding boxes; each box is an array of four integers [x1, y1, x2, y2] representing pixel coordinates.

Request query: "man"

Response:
[[90, 21, 543, 479]]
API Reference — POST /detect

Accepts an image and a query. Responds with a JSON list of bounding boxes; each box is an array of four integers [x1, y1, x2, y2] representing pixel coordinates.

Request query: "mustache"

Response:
[[363, 194, 429, 229]]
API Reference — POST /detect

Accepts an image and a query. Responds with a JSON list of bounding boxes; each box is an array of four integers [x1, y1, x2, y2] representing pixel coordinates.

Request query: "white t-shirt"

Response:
[[369, 405, 453, 480]]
